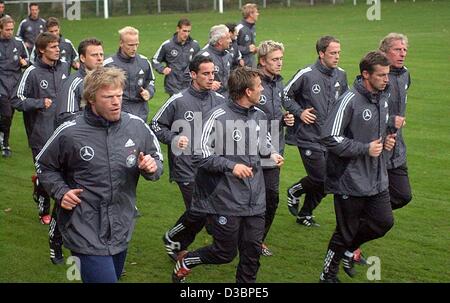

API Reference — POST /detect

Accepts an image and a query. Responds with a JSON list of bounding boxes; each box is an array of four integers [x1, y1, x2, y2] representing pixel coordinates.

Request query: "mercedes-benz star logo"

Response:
[[79, 146, 94, 161], [362, 109, 372, 121], [259, 95, 267, 105], [232, 129, 242, 142], [40, 80, 48, 89], [311, 84, 321, 94], [184, 111, 194, 121]]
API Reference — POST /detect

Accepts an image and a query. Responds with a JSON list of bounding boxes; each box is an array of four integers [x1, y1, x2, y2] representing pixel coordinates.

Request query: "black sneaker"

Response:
[[287, 186, 302, 216], [296, 215, 320, 227], [261, 243, 273, 257], [163, 232, 181, 262], [319, 275, 341, 283], [2, 146, 12, 158], [342, 251, 356, 277], [50, 241, 64, 265], [172, 251, 191, 283]]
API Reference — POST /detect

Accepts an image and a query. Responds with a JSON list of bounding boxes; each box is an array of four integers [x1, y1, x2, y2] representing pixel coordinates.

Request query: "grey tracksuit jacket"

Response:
[[229, 39, 242, 69], [104, 50, 155, 121], [191, 100, 275, 217], [55, 65, 86, 126], [195, 45, 233, 98], [386, 66, 411, 169], [0, 36, 29, 98], [151, 85, 225, 183], [35, 107, 163, 256], [16, 16, 46, 52], [11, 57, 69, 151], [284, 59, 348, 152], [321, 77, 390, 197], [152, 34, 200, 95], [236, 19, 256, 67], [256, 72, 301, 160]]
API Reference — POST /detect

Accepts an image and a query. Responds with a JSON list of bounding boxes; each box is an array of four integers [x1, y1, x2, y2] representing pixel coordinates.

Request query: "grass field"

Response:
[[0, 1, 449, 283]]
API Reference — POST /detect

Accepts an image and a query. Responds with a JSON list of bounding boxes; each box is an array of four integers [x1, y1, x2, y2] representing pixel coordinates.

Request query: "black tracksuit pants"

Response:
[[290, 147, 327, 217], [183, 214, 265, 283], [388, 163, 412, 210], [262, 167, 280, 241], [0, 96, 14, 147]]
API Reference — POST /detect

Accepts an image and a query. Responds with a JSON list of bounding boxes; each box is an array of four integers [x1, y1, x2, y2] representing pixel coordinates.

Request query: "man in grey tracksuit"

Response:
[[0, 16, 29, 157], [319, 51, 396, 283], [193, 24, 233, 99], [56, 38, 104, 126], [380, 33, 413, 210], [171, 67, 284, 283], [225, 23, 244, 70], [256, 40, 297, 257], [35, 67, 163, 283], [152, 56, 226, 261], [236, 3, 259, 67], [152, 18, 200, 96], [11, 32, 69, 223], [104, 26, 155, 122], [16, 3, 46, 54], [285, 36, 348, 227]]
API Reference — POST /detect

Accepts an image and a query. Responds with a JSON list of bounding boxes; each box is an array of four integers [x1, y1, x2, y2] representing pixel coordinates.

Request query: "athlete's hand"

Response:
[[271, 153, 284, 167], [211, 81, 222, 91], [384, 133, 397, 151], [300, 107, 317, 124], [232, 164, 253, 179], [394, 115, 406, 129], [283, 111, 295, 126], [177, 136, 189, 150], [140, 87, 151, 101], [163, 67, 172, 75], [138, 152, 157, 173], [369, 138, 383, 157], [43, 98, 52, 109], [61, 189, 83, 210], [19, 57, 28, 67]]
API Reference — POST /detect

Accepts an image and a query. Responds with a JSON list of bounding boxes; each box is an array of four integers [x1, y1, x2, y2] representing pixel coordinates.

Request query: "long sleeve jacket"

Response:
[[151, 85, 225, 182], [284, 59, 348, 151], [35, 107, 163, 256], [152, 34, 200, 95], [321, 77, 390, 197], [0, 36, 29, 98], [236, 19, 256, 67]]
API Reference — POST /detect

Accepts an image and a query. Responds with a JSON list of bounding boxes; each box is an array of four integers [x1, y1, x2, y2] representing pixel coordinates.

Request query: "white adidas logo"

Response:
[[125, 138, 135, 147], [139, 69, 144, 75]]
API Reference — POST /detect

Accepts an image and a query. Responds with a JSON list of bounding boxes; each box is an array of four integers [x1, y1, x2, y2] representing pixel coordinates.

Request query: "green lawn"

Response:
[[0, 1, 449, 283]]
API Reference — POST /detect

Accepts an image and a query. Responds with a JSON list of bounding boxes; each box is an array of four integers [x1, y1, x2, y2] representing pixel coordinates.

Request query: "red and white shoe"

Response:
[[40, 214, 51, 225]]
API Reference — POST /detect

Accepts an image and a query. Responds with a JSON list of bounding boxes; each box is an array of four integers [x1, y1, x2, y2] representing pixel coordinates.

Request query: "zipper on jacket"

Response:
[[105, 127, 114, 246]]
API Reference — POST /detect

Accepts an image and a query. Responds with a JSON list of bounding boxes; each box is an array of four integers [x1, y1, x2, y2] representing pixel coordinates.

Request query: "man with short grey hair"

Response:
[[191, 24, 233, 98]]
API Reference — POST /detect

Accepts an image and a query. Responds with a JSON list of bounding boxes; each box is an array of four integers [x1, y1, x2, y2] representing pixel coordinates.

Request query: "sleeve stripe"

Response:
[[67, 77, 83, 112], [35, 121, 77, 163], [331, 92, 355, 136], [152, 40, 170, 65], [283, 67, 312, 94], [129, 114, 164, 161], [201, 108, 226, 158], [17, 66, 35, 100], [151, 92, 183, 131]]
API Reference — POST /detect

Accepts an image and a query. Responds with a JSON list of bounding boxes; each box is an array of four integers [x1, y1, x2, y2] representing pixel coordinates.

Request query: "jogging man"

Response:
[[16, 2, 46, 54], [11, 32, 69, 224], [104, 26, 155, 122], [379, 33, 413, 210], [152, 18, 200, 96], [256, 40, 296, 256], [319, 51, 395, 282], [236, 3, 259, 67], [152, 56, 226, 261], [35, 67, 163, 283], [285, 36, 348, 227], [171, 67, 284, 283], [0, 16, 29, 157]]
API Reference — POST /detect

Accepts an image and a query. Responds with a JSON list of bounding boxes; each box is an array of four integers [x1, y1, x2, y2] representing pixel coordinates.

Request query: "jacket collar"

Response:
[[389, 65, 407, 76], [354, 76, 389, 104], [241, 19, 255, 28], [172, 33, 194, 46], [259, 70, 283, 85], [34, 56, 61, 70], [207, 44, 226, 56], [314, 59, 335, 77], [78, 64, 87, 77], [84, 105, 121, 128], [116, 48, 135, 63], [228, 99, 256, 116], [188, 84, 210, 100]]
